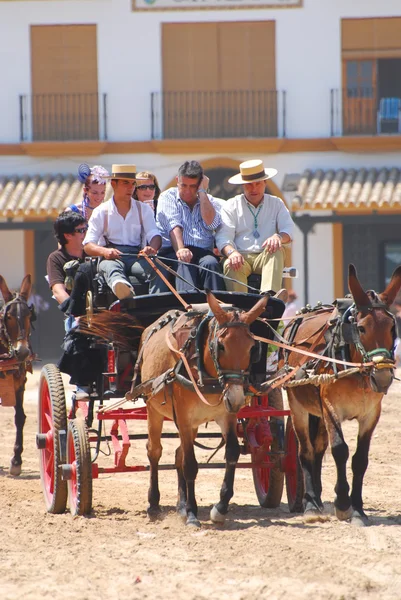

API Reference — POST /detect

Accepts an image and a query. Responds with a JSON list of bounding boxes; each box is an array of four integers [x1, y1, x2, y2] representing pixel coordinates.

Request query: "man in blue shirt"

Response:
[[156, 160, 225, 292]]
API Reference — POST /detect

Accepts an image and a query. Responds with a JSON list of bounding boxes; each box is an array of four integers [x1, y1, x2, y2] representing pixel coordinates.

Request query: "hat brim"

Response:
[[228, 168, 278, 185]]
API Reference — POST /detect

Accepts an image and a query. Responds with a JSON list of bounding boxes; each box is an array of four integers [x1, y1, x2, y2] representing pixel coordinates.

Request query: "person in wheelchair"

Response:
[[83, 164, 161, 300], [215, 159, 295, 295]]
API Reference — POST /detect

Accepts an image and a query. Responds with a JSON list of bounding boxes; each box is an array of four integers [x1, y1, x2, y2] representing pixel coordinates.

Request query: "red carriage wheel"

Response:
[[284, 416, 304, 513], [66, 418, 93, 516], [251, 388, 285, 508], [37, 364, 68, 514]]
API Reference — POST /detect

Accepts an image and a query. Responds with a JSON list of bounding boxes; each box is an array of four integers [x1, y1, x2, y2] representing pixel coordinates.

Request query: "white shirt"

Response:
[[83, 197, 160, 247], [215, 193, 295, 253]]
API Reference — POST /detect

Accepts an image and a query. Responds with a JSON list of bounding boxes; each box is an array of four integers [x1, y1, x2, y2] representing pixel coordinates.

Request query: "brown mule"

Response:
[[0, 275, 33, 475], [140, 291, 268, 526], [281, 264, 401, 526]]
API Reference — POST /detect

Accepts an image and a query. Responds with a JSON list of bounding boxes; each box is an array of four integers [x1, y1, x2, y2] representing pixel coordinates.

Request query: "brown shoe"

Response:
[[113, 281, 135, 299], [274, 288, 288, 303]]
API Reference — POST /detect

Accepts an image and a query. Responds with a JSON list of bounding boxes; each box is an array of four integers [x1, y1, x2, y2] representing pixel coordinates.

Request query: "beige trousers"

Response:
[[223, 248, 286, 293]]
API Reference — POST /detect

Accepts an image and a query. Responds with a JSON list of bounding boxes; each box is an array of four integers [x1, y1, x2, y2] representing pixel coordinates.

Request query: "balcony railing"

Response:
[[330, 88, 401, 136], [19, 93, 108, 142], [151, 90, 286, 139]]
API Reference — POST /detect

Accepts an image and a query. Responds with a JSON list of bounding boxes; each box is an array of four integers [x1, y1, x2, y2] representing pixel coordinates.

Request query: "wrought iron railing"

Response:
[[330, 87, 401, 136], [19, 93, 108, 142], [151, 90, 286, 139]]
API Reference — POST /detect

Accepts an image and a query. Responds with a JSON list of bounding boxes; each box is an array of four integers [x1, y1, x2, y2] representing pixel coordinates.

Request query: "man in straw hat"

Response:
[[215, 159, 294, 294], [83, 165, 161, 299]]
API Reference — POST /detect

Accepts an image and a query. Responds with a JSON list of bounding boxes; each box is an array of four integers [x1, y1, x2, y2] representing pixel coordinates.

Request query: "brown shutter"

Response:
[[161, 21, 276, 138], [30, 25, 98, 140]]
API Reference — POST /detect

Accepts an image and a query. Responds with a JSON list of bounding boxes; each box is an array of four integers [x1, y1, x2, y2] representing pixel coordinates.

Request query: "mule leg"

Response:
[[175, 443, 188, 520], [288, 391, 322, 517], [320, 398, 352, 521], [10, 381, 26, 476], [309, 415, 328, 510], [146, 405, 164, 520], [179, 427, 200, 527], [350, 408, 381, 526], [211, 416, 240, 524]]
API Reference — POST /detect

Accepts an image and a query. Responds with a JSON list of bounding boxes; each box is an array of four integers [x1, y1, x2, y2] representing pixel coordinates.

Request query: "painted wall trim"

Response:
[[2, 135, 401, 157]]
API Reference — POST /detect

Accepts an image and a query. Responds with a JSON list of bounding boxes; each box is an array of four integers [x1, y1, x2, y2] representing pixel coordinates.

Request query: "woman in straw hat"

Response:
[[215, 159, 295, 294], [83, 165, 161, 299]]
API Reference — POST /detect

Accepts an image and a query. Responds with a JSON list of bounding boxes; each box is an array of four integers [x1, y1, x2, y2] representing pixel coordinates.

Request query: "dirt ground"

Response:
[[1, 365, 401, 600]]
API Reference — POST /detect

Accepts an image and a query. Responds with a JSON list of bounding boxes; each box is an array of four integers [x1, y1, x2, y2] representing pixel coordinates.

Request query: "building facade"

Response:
[[1, 0, 401, 356]]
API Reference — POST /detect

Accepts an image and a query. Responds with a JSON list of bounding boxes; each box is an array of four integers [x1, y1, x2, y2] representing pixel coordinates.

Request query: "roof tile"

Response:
[[293, 167, 401, 211]]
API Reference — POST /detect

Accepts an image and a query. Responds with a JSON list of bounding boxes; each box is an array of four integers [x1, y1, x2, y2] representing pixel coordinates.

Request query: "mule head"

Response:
[[205, 291, 268, 413], [0, 275, 33, 362], [348, 264, 400, 394]]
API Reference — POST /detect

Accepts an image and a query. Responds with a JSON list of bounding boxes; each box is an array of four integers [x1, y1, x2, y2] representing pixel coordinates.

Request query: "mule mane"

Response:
[[78, 312, 144, 350]]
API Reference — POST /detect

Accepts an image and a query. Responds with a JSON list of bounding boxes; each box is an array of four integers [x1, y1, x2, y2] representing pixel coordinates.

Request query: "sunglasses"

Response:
[[74, 227, 88, 234], [136, 184, 156, 191]]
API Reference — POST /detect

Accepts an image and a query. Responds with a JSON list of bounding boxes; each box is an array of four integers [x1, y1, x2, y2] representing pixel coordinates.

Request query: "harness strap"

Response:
[[165, 324, 223, 407], [140, 253, 193, 311], [254, 335, 375, 369]]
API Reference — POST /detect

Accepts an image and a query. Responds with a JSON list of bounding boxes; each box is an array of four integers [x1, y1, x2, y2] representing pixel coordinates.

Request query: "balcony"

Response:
[[151, 90, 286, 139], [330, 88, 401, 136], [19, 93, 108, 142]]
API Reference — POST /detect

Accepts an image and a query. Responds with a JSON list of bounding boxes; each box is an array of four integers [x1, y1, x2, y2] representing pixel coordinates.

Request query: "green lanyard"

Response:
[[246, 201, 263, 239]]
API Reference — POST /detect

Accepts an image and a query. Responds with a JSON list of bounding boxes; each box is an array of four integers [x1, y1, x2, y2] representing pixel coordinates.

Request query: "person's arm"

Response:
[[262, 198, 294, 254], [197, 175, 221, 228], [83, 206, 122, 259], [170, 227, 192, 263], [51, 282, 69, 305]]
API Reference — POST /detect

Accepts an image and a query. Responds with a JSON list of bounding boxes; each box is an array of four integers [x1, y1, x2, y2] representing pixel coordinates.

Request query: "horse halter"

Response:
[[208, 315, 259, 388], [0, 295, 33, 359], [342, 295, 396, 366]]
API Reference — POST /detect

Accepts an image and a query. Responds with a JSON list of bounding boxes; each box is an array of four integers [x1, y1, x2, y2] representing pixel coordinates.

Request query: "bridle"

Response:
[[206, 313, 260, 389], [0, 295, 34, 360], [341, 293, 396, 367]]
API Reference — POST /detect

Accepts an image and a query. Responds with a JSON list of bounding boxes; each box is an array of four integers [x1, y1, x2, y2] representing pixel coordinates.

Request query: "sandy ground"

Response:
[[1, 365, 401, 600]]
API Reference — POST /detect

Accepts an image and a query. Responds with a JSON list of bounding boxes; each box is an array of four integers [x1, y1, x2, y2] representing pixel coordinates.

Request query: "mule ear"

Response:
[[19, 274, 32, 302], [205, 290, 227, 325], [348, 264, 370, 308], [378, 265, 401, 307], [0, 275, 13, 303], [241, 295, 269, 325]]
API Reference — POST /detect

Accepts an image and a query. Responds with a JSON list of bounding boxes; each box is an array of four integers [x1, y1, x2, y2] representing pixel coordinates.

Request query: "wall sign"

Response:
[[133, 0, 302, 11]]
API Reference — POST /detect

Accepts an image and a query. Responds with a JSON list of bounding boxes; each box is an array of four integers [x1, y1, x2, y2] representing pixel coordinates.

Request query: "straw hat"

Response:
[[228, 159, 277, 185], [108, 164, 137, 180]]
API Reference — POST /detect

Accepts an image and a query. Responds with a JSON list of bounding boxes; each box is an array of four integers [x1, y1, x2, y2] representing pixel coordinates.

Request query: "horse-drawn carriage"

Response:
[[36, 263, 304, 522], [35, 259, 401, 526]]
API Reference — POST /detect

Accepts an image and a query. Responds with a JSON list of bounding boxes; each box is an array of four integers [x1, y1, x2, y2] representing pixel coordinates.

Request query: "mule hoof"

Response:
[[186, 514, 201, 528], [9, 462, 21, 477], [147, 506, 162, 521], [210, 504, 226, 524], [335, 506, 353, 521], [176, 504, 188, 521], [303, 508, 328, 524], [351, 511, 369, 527]]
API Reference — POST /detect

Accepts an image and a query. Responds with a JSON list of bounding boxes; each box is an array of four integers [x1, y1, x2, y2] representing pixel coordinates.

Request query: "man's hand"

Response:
[[198, 175, 210, 192], [176, 248, 193, 263], [102, 247, 122, 260], [262, 234, 282, 254], [226, 251, 245, 271], [141, 246, 158, 256]]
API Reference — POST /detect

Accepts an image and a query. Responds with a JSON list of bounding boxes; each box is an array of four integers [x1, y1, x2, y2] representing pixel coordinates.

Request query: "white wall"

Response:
[[0, 230, 25, 289], [1, 0, 401, 142]]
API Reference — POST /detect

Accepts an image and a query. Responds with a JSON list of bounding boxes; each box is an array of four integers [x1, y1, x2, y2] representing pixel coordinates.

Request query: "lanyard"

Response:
[[246, 201, 263, 238]]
